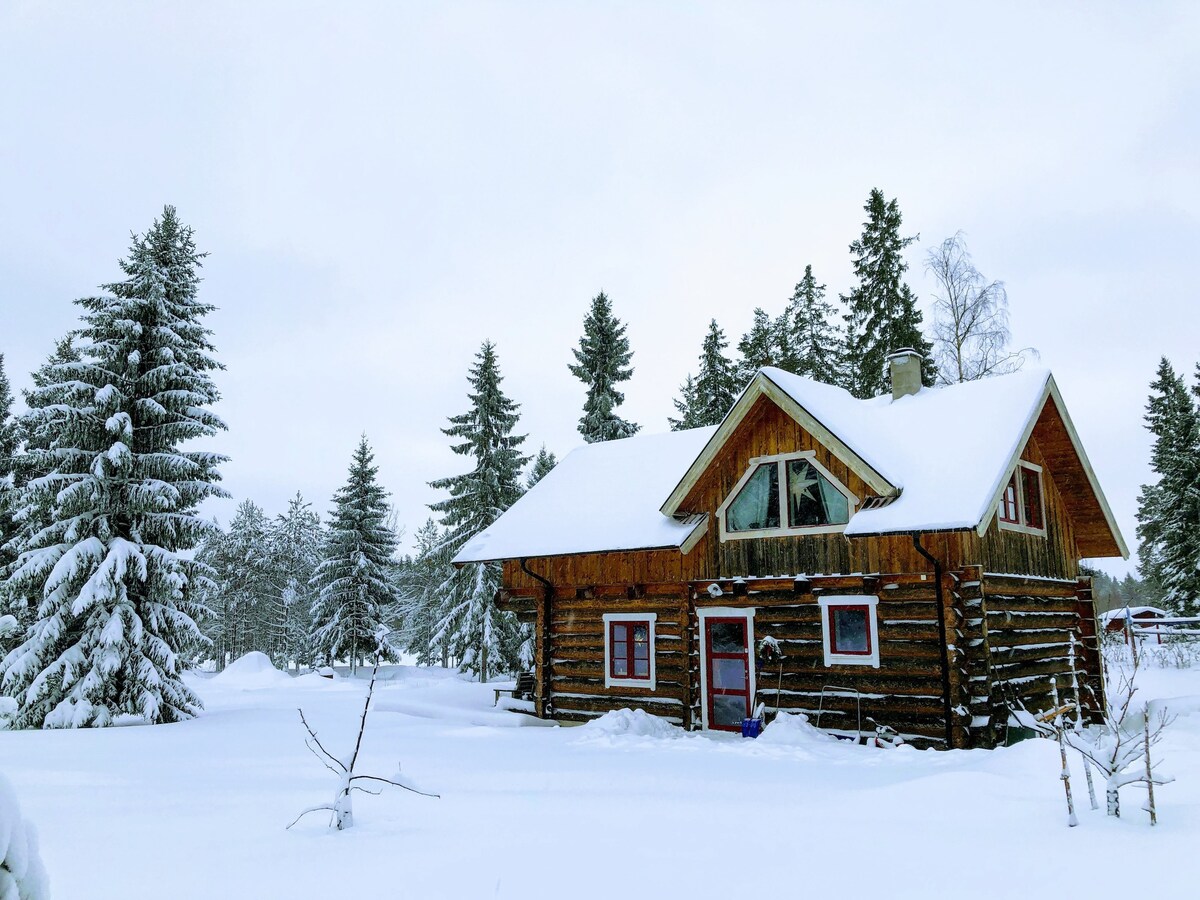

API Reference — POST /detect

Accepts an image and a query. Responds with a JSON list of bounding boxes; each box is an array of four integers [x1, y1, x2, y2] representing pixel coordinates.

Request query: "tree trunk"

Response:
[[1106, 785, 1120, 817]]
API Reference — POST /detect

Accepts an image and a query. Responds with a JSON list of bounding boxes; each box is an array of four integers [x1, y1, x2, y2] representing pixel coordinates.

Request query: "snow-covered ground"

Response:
[[4, 657, 1200, 899]]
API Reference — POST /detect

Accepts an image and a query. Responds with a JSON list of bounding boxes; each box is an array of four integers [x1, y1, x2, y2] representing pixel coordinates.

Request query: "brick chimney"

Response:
[[886, 348, 924, 401]]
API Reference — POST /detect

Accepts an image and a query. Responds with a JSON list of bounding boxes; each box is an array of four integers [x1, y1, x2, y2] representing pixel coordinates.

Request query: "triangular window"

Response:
[[719, 452, 858, 540]]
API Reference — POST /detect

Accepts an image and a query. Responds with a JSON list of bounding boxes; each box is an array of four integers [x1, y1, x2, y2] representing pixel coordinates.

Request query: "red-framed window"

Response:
[[826, 604, 873, 656], [1021, 466, 1044, 530], [609, 620, 651, 680], [998, 474, 1020, 524]]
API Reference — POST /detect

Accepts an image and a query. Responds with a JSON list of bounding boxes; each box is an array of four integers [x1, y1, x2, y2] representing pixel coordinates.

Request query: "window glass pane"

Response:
[[787, 459, 850, 528], [831, 607, 869, 654], [613, 658, 628, 676], [633, 625, 648, 643], [726, 463, 779, 532], [713, 695, 748, 728], [712, 657, 747, 690], [632, 658, 649, 677], [1022, 467, 1044, 529], [612, 624, 626, 642], [633, 643, 649, 661], [999, 475, 1019, 523], [709, 621, 745, 654]]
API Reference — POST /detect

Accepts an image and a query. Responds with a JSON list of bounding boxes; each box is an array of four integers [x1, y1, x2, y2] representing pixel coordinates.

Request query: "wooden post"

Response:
[[681, 592, 695, 730]]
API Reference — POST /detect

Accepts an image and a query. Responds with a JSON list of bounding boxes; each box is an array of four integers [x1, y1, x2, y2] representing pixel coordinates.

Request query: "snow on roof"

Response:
[[1100, 606, 1170, 622], [454, 365, 1089, 564], [453, 426, 718, 564], [757, 366, 1054, 536]]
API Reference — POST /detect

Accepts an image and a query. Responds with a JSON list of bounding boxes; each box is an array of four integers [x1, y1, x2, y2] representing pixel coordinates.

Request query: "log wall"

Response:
[[976, 572, 1105, 740]]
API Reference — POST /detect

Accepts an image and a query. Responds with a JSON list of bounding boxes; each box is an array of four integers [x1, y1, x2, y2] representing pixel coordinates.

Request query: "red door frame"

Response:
[[704, 616, 752, 732]]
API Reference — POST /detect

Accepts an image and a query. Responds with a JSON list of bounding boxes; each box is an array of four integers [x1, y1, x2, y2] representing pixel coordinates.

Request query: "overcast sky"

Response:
[[2, 2, 1197, 576]]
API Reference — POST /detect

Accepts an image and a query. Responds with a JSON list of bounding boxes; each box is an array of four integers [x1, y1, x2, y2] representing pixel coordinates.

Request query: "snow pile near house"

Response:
[[576, 708, 686, 740], [757, 711, 836, 746], [0, 773, 50, 900], [211, 652, 294, 689]]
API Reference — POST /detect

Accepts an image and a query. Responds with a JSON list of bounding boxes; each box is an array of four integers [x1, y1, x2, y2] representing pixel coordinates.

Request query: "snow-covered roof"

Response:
[[1100, 606, 1170, 622], [762, 366, 1054, 536], [454, 365, 1128, 565], [453, 426, 717, 564]]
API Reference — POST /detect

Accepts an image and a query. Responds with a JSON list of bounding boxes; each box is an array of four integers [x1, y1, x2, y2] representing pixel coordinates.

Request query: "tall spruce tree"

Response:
[[778, 266, 843, 384], [526, 446, 557, 489], [671, 320, 738, 428], [429, 341, 529, 681], [1135, 359, 1200, 615], [841, 189, 936, 397], [199, 500, 282, 669], [569, 292, 639, 442], [274, 493, 323, 670], [309, 437, 399, 674], [668, 374, 705, 431], [736, 307, 781, 385], [0, 206, 226, 728], [395, 517, 452, 666]]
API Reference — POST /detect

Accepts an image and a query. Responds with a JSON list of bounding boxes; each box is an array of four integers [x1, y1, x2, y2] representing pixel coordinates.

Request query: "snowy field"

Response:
[[5, 656, 1200, 900]]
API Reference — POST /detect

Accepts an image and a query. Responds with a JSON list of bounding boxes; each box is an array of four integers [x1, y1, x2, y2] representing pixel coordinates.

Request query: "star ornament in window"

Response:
[[789, 463, 820, 504]]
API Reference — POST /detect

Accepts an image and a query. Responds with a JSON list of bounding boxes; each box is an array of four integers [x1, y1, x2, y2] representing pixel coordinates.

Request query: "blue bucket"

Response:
[[741, 717, 763, 738]]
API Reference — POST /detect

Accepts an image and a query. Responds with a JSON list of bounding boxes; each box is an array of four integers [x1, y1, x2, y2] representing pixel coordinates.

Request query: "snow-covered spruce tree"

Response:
[[309, 437, 399, 675], [273, 492, 323, 670], [668, 374, 706, 431], [199, 500, 284, 668], [0, 206, 227, 728], [0, 353, 17, 600], [671, 320, 738, 428], [0, 340, 83, 653], [526, 445, 557, 489], [429, 341, 530, 681], [778, 265, 843, 385], [569, 292, 639, 443], [926, 232, 1029, 383], [735, 307, 782, 385], [841, 189, 936, 398], [1135, 359, 1200, 616], [395, 518, 452, 666]]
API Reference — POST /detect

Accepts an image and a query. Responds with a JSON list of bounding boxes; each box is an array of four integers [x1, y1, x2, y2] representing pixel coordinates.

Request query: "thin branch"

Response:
[[350, 774, 441, 799], [298, 708, 346, 772], [286, 805, 336, 830]]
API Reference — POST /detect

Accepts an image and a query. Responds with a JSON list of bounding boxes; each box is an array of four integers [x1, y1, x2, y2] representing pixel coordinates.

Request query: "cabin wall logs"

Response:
[[508, 569, 1103, 748]]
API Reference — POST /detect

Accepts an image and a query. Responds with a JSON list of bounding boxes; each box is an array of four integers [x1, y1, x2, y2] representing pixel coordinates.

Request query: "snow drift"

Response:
[[211, 652, 294, 690], [577, 708, 685, 740]]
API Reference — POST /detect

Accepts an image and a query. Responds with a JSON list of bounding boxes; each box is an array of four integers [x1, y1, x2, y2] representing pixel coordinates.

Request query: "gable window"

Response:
[[997, 461, 1046, 536], [818, 595, 880, 667], [602, 613, 657, 689], [718, 452, 858, 540]]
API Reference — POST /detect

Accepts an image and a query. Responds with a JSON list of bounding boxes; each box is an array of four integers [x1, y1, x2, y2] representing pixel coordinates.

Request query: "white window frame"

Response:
[[696, 606, 756, 731], [818, 595, 880, 668], [716, 450, 860, 542], [602, 612, 657, 690], [997, 460, 1047, 538]]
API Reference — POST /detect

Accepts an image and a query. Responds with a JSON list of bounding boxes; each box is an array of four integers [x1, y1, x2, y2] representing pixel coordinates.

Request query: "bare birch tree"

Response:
[[925, 232, 1032, 383]]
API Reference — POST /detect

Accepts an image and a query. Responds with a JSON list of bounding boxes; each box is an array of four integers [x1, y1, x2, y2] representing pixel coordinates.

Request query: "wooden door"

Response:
[[704, 617, 752, 731]]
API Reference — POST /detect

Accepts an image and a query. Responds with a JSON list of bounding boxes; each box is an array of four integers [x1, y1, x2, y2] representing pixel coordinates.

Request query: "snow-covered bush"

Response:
[[0, 773, 50, 899]]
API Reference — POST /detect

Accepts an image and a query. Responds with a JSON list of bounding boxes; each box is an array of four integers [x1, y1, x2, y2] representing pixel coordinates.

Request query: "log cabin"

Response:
[[454, 350, 1128, 748]]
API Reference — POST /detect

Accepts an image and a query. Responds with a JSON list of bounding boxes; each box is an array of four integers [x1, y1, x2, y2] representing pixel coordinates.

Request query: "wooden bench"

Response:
[[493, 671, 535, 706]]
